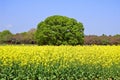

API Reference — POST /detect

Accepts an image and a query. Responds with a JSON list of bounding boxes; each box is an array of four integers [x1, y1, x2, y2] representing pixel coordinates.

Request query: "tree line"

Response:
[[0, 28, 36, 44], [85, 34, 120, 45], [0, 15, 120, 45], [0, 29, 120, 45]]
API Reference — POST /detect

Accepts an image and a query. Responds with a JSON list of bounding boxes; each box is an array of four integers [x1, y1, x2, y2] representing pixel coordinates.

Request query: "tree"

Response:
[[26, 28, 36, 44], [0, 30, 12, 44], [11, 28, 36, 44], [27, 28, 36, 42], [35, 15, 84, 45]]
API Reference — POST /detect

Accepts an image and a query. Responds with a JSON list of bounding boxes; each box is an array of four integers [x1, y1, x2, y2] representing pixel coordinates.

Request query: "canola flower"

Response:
[[0, 45, 120, 67], [0, 45, 120, 79]]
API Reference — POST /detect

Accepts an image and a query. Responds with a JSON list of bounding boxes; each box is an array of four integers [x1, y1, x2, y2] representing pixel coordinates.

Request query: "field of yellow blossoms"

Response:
[[0, 45, 120, 79]]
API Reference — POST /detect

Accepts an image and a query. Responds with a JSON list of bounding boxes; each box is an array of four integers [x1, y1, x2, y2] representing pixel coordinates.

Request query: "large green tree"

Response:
[[35, 15, 84, 45]]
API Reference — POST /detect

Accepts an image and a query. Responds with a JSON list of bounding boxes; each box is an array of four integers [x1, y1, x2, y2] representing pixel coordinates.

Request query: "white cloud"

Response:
[[5, 24, 13, 28], [0, 24, 14, 28], [0, 24, 14, 32]]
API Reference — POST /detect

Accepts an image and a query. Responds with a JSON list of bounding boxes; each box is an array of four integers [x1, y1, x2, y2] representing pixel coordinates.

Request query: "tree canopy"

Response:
[[35, 15, 84, 45]]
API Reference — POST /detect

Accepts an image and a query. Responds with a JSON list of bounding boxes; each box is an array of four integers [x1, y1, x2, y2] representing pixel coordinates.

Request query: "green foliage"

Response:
[[0, 61, 120, 79], [0, 30, 12, 43], [10, 28, 36, 44], [35, 15, 84, 45]]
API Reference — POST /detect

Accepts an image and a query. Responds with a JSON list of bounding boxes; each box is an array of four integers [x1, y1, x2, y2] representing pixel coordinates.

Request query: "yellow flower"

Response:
[[0, 45, 120, 67]]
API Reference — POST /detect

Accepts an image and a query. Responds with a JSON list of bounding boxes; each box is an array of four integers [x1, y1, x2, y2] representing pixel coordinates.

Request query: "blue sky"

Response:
[[0, 0, 120, 35]]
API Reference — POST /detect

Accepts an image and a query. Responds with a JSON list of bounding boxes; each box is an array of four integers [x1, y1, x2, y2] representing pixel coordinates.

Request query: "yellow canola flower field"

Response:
[[0, 45, 120, 67]]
